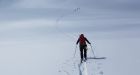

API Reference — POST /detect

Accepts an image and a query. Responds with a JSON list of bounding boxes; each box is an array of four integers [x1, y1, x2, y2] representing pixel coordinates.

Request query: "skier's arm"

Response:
[[85, 38, 91, 44], [76, 38, 80, 45]]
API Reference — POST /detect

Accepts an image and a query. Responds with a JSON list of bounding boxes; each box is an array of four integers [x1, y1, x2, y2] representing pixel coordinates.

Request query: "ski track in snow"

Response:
[[54, 7, 80, 39], [59, 57, 105, 75]]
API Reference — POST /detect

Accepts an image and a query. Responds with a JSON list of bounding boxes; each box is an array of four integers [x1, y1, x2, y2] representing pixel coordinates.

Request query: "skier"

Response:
[[76, 34, 91, 62]]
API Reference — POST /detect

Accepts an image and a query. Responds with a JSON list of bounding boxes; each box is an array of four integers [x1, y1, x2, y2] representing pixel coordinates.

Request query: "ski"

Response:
[[78, 63, 82, 75]]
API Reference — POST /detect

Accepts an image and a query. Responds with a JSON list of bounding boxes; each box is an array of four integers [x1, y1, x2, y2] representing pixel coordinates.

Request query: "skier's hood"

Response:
[[80, 34, 84, 38]]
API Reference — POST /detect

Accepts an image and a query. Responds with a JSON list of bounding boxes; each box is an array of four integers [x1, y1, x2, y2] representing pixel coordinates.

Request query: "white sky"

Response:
[[0, 0, 140, 75]]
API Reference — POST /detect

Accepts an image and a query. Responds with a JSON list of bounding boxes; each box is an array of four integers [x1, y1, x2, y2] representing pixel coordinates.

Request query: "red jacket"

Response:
[[76, 35, 90, 45]]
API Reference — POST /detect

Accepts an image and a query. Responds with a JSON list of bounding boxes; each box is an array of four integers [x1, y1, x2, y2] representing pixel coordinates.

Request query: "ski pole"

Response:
[[73, 44, 77, 58], [90, 44, 96, 58]]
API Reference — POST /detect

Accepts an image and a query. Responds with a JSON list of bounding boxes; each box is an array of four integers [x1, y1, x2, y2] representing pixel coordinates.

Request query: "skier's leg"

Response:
[[84, 46, 87, 60], [80, 46, 83, 61]]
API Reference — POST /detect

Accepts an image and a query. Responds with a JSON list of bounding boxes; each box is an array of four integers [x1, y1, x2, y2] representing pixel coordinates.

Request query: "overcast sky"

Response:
[[0, 0, 140, 75]]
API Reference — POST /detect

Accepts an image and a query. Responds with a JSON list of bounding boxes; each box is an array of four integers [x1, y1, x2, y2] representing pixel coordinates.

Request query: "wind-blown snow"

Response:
[[0, 0, 140, 75]]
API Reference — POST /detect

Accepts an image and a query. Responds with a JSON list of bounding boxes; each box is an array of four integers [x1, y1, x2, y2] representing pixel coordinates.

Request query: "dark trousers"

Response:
[[80, 45, 87, 60]]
